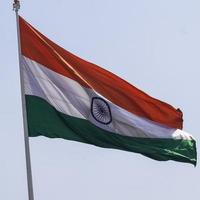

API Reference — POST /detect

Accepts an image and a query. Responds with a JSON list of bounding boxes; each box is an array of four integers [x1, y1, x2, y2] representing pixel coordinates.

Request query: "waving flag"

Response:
[[19, 16, 196, 165]]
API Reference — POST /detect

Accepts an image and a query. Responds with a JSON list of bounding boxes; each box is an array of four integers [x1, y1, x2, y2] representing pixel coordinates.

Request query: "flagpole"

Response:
[[13, 1, 35, 200]]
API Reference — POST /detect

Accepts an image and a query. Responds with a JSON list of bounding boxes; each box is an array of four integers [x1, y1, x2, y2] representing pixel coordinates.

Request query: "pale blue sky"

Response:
[[0, 1, 199, 200]]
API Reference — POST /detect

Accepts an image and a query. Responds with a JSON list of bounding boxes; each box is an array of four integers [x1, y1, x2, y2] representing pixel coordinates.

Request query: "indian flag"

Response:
[[19, 16, 197, 165]]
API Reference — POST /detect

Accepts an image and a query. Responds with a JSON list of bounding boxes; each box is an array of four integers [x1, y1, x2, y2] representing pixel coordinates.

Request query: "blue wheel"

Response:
[[91, 97, 112, 125]]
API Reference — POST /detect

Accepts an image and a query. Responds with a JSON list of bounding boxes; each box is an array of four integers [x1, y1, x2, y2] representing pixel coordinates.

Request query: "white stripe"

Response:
[[22, 56, 192, 140]]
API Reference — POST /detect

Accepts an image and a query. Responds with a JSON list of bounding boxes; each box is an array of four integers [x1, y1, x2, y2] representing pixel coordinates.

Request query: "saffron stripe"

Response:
[[19, 16, 183, 129]]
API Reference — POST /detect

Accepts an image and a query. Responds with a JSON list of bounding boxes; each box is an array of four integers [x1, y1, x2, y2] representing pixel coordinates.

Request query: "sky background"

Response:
[[0, 0, 199, 199]]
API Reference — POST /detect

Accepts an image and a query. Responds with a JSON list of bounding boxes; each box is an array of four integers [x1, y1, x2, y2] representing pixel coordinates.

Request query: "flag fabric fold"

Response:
[[19, 16, 197, 165]]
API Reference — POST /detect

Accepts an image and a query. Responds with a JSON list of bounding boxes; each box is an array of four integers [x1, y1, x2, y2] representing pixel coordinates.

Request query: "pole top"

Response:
[[13, 0, 20, 12]]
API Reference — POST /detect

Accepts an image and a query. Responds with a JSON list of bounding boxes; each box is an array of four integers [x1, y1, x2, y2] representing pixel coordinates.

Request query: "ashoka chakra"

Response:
[[91, 97, 112, 125]]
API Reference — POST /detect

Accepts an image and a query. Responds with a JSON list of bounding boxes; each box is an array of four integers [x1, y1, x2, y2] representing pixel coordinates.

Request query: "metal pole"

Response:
[[13, 1, 35, 200]]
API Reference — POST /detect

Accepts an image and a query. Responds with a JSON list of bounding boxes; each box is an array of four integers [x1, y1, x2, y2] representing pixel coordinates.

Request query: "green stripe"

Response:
[[26, 95, 197, 165]]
